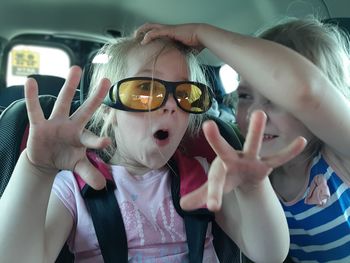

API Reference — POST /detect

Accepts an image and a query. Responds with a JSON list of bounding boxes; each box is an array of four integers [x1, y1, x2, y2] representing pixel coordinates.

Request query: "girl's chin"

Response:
[[146, 149, 175, 167]]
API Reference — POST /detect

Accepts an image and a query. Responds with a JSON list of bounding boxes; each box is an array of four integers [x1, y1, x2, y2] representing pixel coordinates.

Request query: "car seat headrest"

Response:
[[0, 95, 57, 196]]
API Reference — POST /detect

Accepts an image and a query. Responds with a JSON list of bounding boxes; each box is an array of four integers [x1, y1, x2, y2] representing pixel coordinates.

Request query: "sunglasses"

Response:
[[103, 77, 213, 114]]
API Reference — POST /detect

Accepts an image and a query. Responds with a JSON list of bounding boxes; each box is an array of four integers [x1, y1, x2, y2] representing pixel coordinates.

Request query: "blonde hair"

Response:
[[86, 34, 208, 160], [258, 17, 350, 154], [259, 17, 350, 100]]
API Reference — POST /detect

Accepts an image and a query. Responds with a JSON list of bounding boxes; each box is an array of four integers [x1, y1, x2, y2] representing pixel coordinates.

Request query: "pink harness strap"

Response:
[[172, 150, 207, 197]]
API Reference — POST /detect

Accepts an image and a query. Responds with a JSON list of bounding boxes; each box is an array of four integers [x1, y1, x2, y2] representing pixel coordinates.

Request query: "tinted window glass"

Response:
[[6, 44, 70, 86]]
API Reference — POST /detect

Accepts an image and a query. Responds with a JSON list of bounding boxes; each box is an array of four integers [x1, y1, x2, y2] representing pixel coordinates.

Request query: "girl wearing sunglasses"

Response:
[[0, 33, 304, 263]]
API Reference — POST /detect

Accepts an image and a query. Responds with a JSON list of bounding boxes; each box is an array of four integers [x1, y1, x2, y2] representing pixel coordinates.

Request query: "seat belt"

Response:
[[76, 153, 128, 263], [169, 156, 215, 263], [81, 181, 128, 263]]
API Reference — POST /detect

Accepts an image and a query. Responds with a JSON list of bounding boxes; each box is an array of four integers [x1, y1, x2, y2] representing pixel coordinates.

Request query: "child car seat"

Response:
[[0, 95, 79, 263], [0, 95, 53, 196], [0, 93, 255, 262]]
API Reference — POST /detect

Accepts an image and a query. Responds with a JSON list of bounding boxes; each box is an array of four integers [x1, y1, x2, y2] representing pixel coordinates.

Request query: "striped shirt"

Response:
[[282, 152, 350, 263]]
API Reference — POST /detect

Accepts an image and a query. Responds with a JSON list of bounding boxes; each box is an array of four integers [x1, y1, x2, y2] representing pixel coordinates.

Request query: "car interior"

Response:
[[0, 0, 349, 262], [0, 0, 349, 114]]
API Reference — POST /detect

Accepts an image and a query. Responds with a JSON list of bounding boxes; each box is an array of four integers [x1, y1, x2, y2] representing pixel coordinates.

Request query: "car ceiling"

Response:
[[0, 0, 349, 65]]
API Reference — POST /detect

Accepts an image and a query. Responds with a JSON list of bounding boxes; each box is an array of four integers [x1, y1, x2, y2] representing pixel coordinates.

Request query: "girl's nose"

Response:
[[161, 95, 177, 114]]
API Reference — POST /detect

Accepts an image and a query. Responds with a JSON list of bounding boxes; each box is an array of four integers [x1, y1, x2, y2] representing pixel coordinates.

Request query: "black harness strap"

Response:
[[184, 214, 212, 263], [169, 158, 215, 263], [81, 181, 128, 263]]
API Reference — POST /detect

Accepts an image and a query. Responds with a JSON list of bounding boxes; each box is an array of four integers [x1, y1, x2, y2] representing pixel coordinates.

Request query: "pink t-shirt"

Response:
[[52, 159, 219, 263]]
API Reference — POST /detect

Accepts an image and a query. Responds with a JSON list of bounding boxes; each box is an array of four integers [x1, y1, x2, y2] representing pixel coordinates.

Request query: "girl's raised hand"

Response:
[[180, 110, 307, 211], [136, 23, 205, 52], [24, 66, 111, 189]]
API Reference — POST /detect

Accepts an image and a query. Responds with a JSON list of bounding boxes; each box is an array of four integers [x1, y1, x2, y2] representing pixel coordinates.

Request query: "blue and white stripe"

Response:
[[282, 153, 350, 262]]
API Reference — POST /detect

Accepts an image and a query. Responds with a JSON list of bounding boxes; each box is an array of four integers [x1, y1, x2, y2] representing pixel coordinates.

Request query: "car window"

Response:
[[6, 44, 71, 86]]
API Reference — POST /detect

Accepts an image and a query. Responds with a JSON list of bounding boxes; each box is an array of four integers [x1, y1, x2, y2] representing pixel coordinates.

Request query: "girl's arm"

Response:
[[0, 66, 111, 263], [139, 23, 350, 158], [0, 152, 73, 263], [217, 178, 288, 263], [180, 111, 306, 262]]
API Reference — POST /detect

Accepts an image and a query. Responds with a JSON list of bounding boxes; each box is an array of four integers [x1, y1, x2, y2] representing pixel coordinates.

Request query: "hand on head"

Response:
[[24, 66, 112, 189], [180, 110, 307, 212], [136, 23, 205, 52]]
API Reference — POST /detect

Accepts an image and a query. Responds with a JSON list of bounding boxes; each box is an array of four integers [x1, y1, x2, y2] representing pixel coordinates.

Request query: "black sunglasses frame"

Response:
[[103, 77, 213, 114]]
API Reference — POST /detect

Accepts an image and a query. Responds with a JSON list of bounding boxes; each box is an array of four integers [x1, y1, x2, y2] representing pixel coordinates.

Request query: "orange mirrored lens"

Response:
[[176, 84, 209, 112], [118, 80, 166, 110]]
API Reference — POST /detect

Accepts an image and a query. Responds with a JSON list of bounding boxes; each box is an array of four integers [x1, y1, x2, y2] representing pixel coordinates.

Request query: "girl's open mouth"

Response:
[[154, 130, 169, 140], [153, 129, 170, 145]]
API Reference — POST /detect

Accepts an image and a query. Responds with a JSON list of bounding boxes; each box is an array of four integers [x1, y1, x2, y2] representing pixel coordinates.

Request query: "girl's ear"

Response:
[[102, 106, 118, 126], [102, 104, 110, 115], [112, 113, 118, 126]]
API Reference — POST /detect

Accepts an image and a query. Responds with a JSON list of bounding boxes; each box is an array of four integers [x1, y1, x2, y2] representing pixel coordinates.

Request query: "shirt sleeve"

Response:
[[52, 170, 78, 223]]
